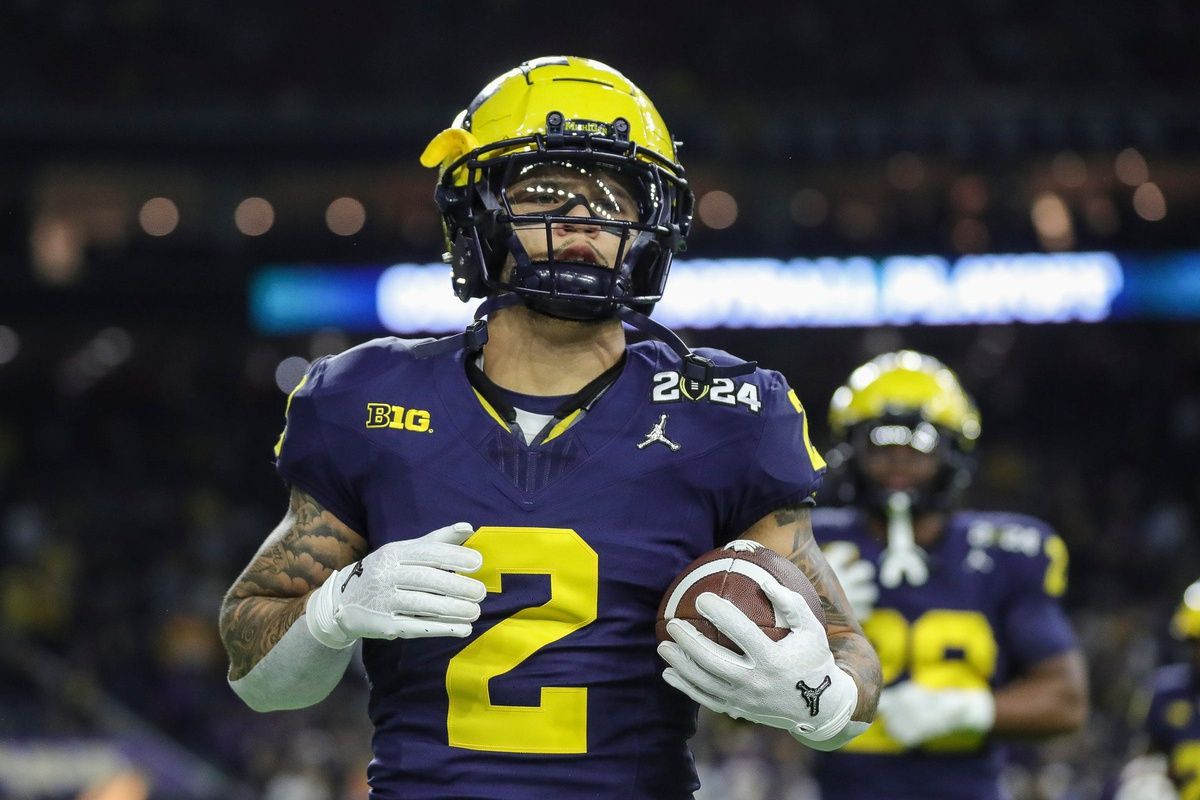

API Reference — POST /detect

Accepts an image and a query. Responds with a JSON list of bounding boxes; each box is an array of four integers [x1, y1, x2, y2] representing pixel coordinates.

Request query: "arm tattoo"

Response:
[[777, 503, 882, 720], [776, 504, 852, 629], [219, 489, 367, 680], [827, 633, 882, 720]]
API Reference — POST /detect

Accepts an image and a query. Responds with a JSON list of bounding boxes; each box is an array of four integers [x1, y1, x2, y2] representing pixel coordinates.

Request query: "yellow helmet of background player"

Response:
[[825, 351, 980, 510], [419, 56, 694, 322], [1171, 580, 1200, 640], [829, 350, 981, 451]]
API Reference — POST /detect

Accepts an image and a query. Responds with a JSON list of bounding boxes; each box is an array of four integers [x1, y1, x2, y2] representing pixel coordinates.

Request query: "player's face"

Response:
[[503, 161, 642, 270], [860, 443, 941, 493]]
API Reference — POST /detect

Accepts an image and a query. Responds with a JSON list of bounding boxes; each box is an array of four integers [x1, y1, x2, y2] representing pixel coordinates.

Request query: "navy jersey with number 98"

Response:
[[811, 507, 1077, 800]]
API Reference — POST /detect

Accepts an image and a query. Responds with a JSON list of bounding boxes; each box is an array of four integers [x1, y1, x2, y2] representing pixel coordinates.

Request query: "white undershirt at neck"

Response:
[[512, 409, 555, 445], [476, 353, 561, 445]]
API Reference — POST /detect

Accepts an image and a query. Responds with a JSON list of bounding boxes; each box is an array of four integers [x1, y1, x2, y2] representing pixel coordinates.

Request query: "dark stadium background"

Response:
[[1, 3, 1198, 798]]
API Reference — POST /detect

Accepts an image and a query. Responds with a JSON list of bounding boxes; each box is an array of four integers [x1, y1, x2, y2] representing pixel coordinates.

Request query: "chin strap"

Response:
[[409, 294, 521, 358], [878, 491, 929, 588], [413, 294, 756, 388], [615, 306, 756, 386]]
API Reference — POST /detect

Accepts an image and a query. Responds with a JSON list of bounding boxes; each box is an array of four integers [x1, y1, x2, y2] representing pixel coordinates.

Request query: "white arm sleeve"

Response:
[[228, 615, 355, 712]]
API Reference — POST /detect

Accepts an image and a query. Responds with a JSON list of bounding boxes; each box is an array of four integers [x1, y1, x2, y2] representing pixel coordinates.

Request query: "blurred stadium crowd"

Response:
[[2, 2, 1199, 798]]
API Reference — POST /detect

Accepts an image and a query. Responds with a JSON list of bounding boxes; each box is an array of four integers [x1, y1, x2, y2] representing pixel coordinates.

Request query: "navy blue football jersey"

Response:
[[1142, 663, 1200, 794], [274, 337, 825, 800], [811, 507, 1076, 800]]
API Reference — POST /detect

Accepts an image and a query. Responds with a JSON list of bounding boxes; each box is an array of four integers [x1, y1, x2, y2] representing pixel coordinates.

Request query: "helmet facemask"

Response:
[[842, 411, 976, 514], [438, 124, 692, 321]]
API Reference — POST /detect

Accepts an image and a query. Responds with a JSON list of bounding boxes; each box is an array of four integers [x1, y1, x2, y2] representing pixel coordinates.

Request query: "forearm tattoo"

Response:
[[776, 503, 882, 720], [219, 489, 367, 680], [826, 633, 882, 720]]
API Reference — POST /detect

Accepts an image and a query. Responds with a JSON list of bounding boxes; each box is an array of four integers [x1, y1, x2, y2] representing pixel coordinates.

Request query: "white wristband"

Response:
[[305, 569, 356, 650], [796, 720, 870, 752]]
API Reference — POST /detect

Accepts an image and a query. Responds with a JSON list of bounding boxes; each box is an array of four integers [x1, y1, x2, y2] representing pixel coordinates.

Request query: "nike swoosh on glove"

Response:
[[822, 542, 879, 622], [877, 680, 995, 747], [658, 579, 858, 746], [305, 522, 486, 649]]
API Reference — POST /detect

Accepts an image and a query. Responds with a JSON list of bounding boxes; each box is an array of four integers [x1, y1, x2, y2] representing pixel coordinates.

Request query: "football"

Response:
[[656, 540, 826, 654]]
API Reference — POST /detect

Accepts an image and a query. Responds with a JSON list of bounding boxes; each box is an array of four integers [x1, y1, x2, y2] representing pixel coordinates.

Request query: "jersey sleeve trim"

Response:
[[273, 372, 310, 458], [725, 373, 823, 537], [787, 389, 827, 472]]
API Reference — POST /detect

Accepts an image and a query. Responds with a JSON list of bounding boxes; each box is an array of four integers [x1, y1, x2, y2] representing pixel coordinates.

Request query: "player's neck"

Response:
[[481, 305, 625, 396]]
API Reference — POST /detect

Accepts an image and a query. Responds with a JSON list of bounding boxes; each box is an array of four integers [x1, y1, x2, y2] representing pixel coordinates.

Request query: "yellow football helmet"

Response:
[[827, 351, 980, 509], [829, 350, 981, 451], [1171, 580, 1200, 640], [421, 56, 693, 321]]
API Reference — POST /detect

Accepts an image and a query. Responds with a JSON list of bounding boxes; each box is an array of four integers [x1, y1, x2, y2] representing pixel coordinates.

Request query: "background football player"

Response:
[[217, 56, 880, 799], [810, 351, 1088, 800], [1110, 581, 1200, 800]]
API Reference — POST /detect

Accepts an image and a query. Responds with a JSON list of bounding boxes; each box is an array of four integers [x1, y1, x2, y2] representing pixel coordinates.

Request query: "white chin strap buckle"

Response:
[[878, 492, 929, 588]]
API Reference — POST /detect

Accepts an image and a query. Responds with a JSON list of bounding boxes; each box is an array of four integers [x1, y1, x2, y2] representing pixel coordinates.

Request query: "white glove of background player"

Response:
[[658, 579, 857, 746], [876, 680, 995, 747], [1113, 754, 1178, 800], [822, 542, 878, 621], [305, 522, 486, 650]]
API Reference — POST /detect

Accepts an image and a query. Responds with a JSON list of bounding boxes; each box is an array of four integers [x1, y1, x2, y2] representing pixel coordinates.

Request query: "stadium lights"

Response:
[[1115, 148, 1150, 187], [274, 356, 310, 393], [235, 197, 275, 236], [326, 197, 366, 236], [1133, 183, 1167, 222], [139, 197, 179, 237], [697, 191, 738, 230]]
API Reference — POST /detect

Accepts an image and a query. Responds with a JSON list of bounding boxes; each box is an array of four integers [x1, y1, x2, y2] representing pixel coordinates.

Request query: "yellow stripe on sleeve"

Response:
[[787, 389, 828, 472], [273, 372, 310, 458]]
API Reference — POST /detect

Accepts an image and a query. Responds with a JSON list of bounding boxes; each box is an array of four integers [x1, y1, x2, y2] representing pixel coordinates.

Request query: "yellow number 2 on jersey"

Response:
[[445, 527, 599, 754]]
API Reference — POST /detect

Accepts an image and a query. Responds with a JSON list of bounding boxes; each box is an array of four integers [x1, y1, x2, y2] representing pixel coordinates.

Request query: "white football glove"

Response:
[[658, 579, 858, 747], [305, 522, 486, 650], [822, 542, 879, 621], [876, 680, 995, 747], [1114, 754, 1177, 800]]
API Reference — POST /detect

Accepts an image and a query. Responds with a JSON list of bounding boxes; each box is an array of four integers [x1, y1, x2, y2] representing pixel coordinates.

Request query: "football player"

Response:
[[1111, 581, 1200, 800], [217, 56, 880, 799], [810, 351, 1088, 800]]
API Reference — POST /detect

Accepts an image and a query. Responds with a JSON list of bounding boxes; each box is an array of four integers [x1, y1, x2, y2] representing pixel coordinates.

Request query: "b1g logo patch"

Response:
[[650, 371, 762, 413], [366, 403, 432, 433]]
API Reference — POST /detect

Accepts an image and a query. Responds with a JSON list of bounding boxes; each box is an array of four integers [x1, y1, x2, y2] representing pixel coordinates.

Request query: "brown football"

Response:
[[656, 540, 826, 654]]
